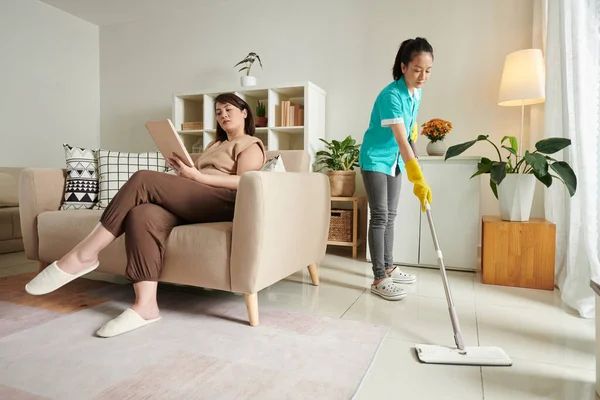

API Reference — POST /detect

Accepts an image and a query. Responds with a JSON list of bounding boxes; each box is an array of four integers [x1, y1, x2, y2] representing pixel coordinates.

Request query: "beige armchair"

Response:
[[19, 150, 331, 326]]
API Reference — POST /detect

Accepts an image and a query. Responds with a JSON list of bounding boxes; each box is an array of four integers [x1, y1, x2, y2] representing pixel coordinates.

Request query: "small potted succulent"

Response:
[[256, 101, 267, 127], [234, 52, 263, 87]]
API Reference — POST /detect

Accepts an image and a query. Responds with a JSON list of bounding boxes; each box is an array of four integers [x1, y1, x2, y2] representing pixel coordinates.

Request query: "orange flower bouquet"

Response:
[[421, 118, 453, 143]]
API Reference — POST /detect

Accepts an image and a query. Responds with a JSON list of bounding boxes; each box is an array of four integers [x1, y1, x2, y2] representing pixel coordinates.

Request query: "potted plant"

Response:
[[234, 52, 263, 87], [421, 118, 453, 156], [444, 135, 577, 221], [256, 101, 267, 127], [316, 136, 360, 197]]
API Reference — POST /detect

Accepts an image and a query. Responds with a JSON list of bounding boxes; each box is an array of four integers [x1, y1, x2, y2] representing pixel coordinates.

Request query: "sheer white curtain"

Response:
[[536, 0, 600, 318]]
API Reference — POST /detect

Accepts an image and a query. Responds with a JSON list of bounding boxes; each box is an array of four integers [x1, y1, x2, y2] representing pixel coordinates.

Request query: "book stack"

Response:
[[181, 121, 203, 131], [279, 101, 304, 127]]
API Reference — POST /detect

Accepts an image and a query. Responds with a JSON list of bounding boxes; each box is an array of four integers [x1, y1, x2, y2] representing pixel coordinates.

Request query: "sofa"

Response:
[[19, 150, 330, 326], [0, 167, 25, 254]]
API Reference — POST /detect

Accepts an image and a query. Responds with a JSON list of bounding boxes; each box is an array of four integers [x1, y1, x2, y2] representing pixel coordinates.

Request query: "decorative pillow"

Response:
[[261, 154, 286, 172], [94, 150, 168, 209], [61, 144, 99, 210]]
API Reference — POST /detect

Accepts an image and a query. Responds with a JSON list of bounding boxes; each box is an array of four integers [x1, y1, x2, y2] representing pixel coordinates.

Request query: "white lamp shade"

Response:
[[498, 49, 546, 106]]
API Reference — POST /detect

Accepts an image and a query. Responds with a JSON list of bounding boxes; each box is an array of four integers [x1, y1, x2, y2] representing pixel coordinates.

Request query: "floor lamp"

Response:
[[497, 49, 546, 157]]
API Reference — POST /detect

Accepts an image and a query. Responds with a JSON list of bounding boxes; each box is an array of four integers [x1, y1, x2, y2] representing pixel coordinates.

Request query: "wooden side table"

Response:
[[327, 196, 366, 259], [481, 216, 556, 290]]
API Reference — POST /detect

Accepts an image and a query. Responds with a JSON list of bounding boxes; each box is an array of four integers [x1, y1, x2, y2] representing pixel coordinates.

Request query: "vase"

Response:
[[497, 174, 536, 221], [241, 76, 257, 87], [426, 140, 447, 156], [327, 171, 356, 197]]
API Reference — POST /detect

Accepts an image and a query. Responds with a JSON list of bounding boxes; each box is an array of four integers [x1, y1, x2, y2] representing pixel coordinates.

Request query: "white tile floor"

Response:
[[1, 249, 597, 400]]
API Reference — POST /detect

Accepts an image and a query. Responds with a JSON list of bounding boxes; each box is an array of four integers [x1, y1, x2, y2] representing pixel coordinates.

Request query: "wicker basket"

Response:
[[328, 209, 353, 242]]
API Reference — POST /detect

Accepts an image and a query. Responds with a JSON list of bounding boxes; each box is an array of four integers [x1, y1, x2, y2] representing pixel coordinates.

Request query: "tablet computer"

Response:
[[145, 119, 195, 168]]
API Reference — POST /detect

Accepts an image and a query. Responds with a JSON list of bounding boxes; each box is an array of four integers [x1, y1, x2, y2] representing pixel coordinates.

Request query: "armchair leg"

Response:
[[307, 263, 319, 286], [39, 262, 49, 272], [244, 293, 259, 327]]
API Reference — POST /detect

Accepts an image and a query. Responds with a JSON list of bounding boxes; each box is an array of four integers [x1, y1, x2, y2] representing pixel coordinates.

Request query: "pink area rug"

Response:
[[0, 276, 387, 399]]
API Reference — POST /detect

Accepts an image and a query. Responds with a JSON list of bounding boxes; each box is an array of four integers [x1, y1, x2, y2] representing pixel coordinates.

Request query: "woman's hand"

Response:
[[167, 153, 201, 181]]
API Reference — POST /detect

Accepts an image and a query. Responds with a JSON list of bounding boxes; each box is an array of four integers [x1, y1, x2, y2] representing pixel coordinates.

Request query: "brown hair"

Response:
[[214, 93, 255, 141]]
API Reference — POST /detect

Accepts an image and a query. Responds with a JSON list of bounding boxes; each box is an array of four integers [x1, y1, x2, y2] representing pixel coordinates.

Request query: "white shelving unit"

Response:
[[172, 81, 326, 168]]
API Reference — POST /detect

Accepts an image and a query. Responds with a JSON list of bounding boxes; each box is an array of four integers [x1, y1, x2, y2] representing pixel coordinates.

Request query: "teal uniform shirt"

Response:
[[359, 77, 421, 176]]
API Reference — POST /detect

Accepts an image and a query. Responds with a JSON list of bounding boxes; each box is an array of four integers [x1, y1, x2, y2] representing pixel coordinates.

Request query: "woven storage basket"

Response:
[[328, 209, 353, 242]]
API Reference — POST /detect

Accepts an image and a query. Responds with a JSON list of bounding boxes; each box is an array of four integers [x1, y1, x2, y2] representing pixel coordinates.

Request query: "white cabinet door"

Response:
[[366, 173, 420, 265], [418, 160, 480, 271]]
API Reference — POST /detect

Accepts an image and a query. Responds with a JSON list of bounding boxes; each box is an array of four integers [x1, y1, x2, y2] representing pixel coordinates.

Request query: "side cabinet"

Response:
[[366, 156, 480, 271]]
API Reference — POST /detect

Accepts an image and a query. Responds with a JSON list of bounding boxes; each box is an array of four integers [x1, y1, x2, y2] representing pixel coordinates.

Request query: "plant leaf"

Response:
[[535, 138, 571, 154], [501, 136, 519, 153], [471, 159, 493, 178], [445, 140, 478, 160], [550, 161, 577, 196], [490, 162, 507, 185], [490, 179, 498, 199], [533, 169, 553, 187], [502, 145, 517, 156], [524, 152, 548, 176]]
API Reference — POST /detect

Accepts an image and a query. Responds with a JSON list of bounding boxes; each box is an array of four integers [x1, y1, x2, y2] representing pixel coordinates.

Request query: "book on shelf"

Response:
[[279, 101, 304, 127]]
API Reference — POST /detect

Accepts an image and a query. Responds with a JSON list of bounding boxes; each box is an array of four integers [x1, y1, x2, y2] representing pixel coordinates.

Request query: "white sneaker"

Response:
[[387, 266, 417, 284]]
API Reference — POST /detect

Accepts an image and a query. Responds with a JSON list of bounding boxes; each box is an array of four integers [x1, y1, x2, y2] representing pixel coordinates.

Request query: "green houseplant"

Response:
[[234, 52, 263, 87], [255, 101, 267, 127], [316, 136, 360, 197], [445, 134, 577, 221]]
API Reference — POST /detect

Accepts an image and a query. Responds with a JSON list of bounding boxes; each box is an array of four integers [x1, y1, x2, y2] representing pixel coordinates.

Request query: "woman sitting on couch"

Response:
[[24, 93, 266, 338]]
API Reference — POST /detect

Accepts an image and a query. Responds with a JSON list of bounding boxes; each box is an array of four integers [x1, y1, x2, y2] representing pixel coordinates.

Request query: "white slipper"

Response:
[[387, 266, 417, 284], [96, 308, 161, 338], [371, 277, 407, 301], [25, 260, 99, 295]]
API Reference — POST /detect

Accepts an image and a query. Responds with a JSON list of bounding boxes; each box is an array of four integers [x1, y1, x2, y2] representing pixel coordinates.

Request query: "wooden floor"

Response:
[[0, 272, 111, 314]]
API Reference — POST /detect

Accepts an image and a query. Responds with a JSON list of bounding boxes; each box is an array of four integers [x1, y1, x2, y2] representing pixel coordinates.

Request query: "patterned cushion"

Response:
[[260, 154, 286, 172], [94, 150, 168, 209], [61, 144, 99, 210]]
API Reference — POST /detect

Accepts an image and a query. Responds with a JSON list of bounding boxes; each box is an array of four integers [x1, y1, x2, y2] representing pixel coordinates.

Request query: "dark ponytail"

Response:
[[393, 37, 434, 80]]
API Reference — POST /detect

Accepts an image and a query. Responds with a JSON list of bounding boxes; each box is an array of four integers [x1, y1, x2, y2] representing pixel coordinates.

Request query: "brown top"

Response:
[[195, 135, 265, 176]]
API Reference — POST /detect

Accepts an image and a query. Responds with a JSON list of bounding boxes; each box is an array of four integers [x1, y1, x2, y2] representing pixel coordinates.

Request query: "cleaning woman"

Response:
[[359, 37, 434, 301]]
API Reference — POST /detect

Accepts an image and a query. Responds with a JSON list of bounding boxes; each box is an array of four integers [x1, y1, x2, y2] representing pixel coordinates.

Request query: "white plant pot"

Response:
[[497, 174, 536, 221], [426, 140, 447, 156], [241, 76, 257, 87]]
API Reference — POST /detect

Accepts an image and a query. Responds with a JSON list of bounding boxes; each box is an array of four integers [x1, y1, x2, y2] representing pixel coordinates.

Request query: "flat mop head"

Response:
[[415, 344, 512, 366]]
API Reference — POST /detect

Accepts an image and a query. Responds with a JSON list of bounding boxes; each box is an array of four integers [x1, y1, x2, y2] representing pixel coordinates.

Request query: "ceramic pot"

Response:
[[256, 117, 268, 127], [241, 76, 257, 87], [426, 140, 447, 156], [497, 174, 536, 221]]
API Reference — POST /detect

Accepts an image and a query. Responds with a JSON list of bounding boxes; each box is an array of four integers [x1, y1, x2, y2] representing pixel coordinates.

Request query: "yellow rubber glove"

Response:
[[410, 123, 419, 143], [405, 158, 432, 212]]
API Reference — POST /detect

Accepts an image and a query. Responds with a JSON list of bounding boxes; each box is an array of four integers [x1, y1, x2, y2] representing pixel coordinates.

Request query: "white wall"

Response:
[[99, 0, 536, 217], [0, 0, 99, 168]]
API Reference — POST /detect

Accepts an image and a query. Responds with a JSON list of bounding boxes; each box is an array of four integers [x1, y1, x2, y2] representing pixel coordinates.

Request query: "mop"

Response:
[[415, 201, 513, 366]]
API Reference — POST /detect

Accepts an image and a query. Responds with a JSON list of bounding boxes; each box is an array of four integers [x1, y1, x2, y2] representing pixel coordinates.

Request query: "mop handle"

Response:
[[424, 201, 466, 353]]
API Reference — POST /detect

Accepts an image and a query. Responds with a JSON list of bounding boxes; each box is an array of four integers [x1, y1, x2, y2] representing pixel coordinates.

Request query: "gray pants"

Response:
[[362, 168, 402, 280]]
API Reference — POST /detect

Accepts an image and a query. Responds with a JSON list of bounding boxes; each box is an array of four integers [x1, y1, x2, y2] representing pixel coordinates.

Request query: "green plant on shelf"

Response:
[[256, 101, 266, 117], [315, 136, 360, 171]]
